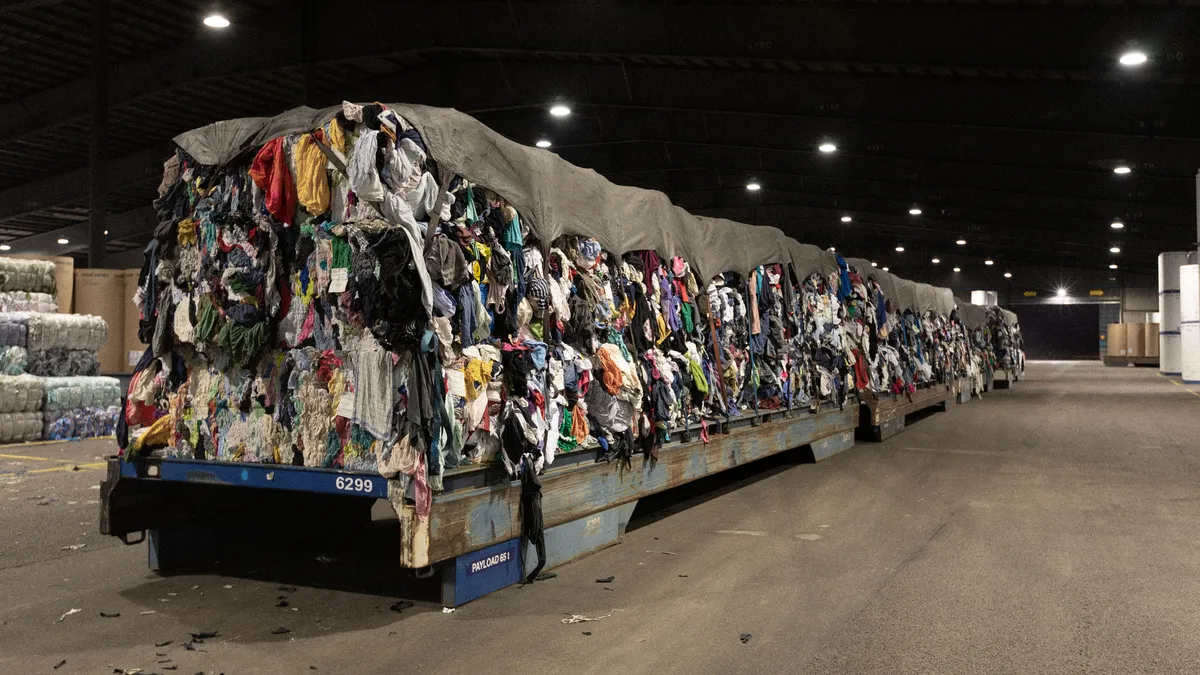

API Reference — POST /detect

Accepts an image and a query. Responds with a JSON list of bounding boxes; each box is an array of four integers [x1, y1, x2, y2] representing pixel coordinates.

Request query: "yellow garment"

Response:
[[327, 118, 346, 154], [129, 413, 174, 457], [464, 358, 493, 400], [655, 313, 670, 345], [294, 134, 330, 215], [177, 218, 197, 247]]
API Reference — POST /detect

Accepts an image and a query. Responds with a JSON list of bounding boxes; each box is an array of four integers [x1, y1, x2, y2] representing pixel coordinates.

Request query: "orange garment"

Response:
[[570, 403, 589, 443], [595, 345, 624, 395]]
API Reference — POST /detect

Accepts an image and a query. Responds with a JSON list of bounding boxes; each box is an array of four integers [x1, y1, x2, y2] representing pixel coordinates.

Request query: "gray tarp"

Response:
[[1001, 308, 1019, 326], [955, 298, 989, 329], [173, 103, 841, 283]]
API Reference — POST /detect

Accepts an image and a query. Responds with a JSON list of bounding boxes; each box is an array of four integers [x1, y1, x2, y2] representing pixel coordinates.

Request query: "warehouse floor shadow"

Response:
[[627, 447, 807, 533]]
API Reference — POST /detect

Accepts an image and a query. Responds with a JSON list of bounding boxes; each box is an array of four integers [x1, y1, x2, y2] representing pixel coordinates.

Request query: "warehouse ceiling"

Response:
[[0, 0, 1197, 285]]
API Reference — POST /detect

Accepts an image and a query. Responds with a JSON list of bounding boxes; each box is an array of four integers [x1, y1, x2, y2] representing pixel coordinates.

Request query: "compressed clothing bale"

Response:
[[0, 411, 44, 443], [0, 345, 27, 374], [73, 269, 124, 372], [0, 291, 56, 313], [1145, 323, 1160, 358], [41, 376, 122, 411], [0, 314, 27, 346], [25, 348, 100, 377], [23, 313, 107, 351], [0, 374, 45, 413], [42, 406, 120, 441], [0, 257, 56, 294]]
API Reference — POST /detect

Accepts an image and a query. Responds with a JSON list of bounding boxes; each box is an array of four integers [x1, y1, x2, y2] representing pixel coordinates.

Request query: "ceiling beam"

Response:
[[0, 147, 166, 223]]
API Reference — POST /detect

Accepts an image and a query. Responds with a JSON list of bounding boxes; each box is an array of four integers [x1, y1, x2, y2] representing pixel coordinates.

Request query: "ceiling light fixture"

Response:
[[203, 13, 230, 28], [1119, 50, 1148, 67], [1113, 165, 1132, 175], [818, 142, 837, 153], [103, 230, 108, 235], [952, 267, 961, 273], [985, 259, 994, 266], [956, 239, 967, 246], [1111, 221, 1124, 229], [871, 262, 878, 267], [828, 247, 836, 252], [882, 267, 890, 272], [57, 238, 69, 245], [549, 105, 571, 117], [0, 244, 10, 251], [895, 245, 905, 252], [535, 139, 552, 148], [1004, 272, 1012, 279], [909, 207, 922, 215], [1109, 264, 1119, 270], [1057, 287, 1068, 298], [840, 215, 852, 223], [745, 182, 761, 191], [1110, 246, 1121, 253], [931, 258, 940, 264]]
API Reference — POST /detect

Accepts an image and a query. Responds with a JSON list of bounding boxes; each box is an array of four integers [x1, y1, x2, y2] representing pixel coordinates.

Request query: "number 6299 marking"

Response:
[[334, 476, 374, 493]]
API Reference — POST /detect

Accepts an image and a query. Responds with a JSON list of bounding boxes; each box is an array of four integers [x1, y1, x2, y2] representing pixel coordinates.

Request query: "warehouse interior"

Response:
[[1, 2, 1199, 673]]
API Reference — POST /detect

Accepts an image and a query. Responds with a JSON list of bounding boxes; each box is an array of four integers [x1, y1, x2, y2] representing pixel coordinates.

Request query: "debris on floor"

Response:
[[562, 609, 623, 625], [595, 576, 614, 583], [389, 600, 414, 613], [54, 608, 81, 623], [740, 633, 752, 644]]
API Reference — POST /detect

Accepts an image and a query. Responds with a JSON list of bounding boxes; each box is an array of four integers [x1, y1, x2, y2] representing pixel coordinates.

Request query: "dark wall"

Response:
[[1017, 303, 1101, 360]]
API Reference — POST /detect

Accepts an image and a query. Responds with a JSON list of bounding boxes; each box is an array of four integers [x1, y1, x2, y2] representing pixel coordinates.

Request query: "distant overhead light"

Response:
[[1003, 272, 1012, 279], [1110, 246, 1121, 253], [985, 259, 994, 266], [745, 182, 761, 191], [1113, 165, 1132, 175], [1110, 221, 1124, 229], [818, 142, 837, 153], [1057, 287, 1068, 298], [0, 244, 10, 251], [549, 105, 571, 117], [56, 238, 69, 245], [203, 13, 230, 28], [535, 139, 552, 148], [956, 239, 967, 246], [829, 247, 836, 252], [840, 215, 852, 223], [931, 258, 940, 264], [1109, 264, 1119, 269], [895, 245, 905, 252], [1119, 50, 1148, 67], [909, 207, 922, 215], [103, 230, 109, 235], [952, 267, 961, 273], [870, 262, 878, 267], [882, 267, 890, 272]]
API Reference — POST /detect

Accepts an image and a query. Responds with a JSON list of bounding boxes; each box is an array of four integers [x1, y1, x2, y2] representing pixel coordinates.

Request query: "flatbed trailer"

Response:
[[857, 383, 953, 442], [101, 404, 856, 606]]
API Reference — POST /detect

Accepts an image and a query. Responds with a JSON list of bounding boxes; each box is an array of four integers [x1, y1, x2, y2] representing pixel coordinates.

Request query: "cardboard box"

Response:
[[73, 269, 125, 373], [1127, 322, 1146, 357], [6, 253, 74, 312], [1107, 323, 1127, 357], [121, 268, 147, 372], [1145, 322, 1160, 358]]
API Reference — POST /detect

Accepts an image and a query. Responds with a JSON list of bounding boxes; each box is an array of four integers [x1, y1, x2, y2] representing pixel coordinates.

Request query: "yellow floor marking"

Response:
[[0, 453, 75, 462], [1158, 373, 1200, 397], [16, 462, 106, 475]]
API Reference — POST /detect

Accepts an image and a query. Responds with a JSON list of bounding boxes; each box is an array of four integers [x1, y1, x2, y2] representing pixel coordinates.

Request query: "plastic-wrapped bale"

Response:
[[0, 258, 56, 294], [0, 345, 27, 375], [0, 411, 42, 443], [24, 314, 107, 351], [0, 374, 45, 413], [0, 291, 57, 313], [25, 348, 100, 376], [0, 313, 27, 346], [41, 376, 121, 440]]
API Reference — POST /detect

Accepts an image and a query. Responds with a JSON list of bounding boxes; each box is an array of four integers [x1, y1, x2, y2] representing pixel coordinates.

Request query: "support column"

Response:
[[88, 0, 110, 267]]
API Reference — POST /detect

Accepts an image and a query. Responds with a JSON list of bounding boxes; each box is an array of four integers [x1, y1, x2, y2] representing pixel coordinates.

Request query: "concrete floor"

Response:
[[2, 361, 1199, 674]]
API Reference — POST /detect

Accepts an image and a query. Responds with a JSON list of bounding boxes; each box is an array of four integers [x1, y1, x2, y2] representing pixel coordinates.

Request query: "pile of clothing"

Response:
[[41, 376, 121, 441], [0, 374, 45, 443], [987, 307, 1023, 373]]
